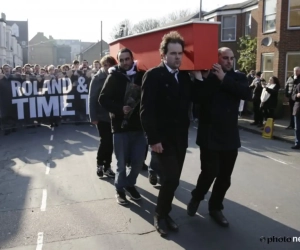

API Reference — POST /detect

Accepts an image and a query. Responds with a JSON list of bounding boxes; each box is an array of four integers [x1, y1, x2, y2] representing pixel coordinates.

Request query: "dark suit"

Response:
[[192, 70, 250, 211], [88, 69, 112, 167], [140, 63, 196, 217]]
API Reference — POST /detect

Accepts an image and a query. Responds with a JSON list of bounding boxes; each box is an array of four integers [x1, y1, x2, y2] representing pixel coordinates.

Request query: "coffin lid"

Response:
[[109, 20, 221, 44]]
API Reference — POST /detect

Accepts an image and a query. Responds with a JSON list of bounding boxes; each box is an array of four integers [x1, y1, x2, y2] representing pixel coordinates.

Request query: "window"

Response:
[[263, 0, 277, 33], [221, 15, 237, 41], [261, 53, 274, 81], [245, 12, 251, 36], [286, 52, 300, 80], [288, 0, 300, 28], [6, 32, 9, 48]]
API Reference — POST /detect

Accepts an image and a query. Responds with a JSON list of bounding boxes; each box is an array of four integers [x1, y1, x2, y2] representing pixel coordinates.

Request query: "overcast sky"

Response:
[[2, 0, 245, 43]]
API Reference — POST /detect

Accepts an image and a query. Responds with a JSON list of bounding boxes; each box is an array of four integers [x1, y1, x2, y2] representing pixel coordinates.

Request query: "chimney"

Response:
[[1, 13, 6, 21]]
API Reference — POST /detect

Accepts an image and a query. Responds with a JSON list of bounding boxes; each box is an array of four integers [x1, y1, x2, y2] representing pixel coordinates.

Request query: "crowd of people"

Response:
[[2, 29, 298, 237], [0, 59, 101, 79], [246, 67, 300, 149]]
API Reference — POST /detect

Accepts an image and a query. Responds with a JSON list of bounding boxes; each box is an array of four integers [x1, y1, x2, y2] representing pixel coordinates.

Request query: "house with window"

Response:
[[163, 0, 300, 89], [206, 0, 300, 87], [0, 13, 24, 67], [255, 0, 300, 85]]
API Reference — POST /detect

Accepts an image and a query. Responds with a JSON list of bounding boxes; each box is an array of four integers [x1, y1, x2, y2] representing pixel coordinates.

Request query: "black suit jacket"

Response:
[[194, 70, 251, 150], [140, 63, 195, 149]]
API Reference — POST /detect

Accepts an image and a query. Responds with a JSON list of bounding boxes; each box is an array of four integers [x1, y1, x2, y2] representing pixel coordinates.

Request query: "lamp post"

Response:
[[199, 0, 202, 20]]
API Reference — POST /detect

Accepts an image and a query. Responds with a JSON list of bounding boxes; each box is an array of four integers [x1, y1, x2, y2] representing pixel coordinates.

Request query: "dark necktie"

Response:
[[172, 71, 178, 83]]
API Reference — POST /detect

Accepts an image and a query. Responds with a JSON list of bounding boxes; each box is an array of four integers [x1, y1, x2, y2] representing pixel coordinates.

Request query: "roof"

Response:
[[204, 0, 258, 15], [79, 40, 109, 54]]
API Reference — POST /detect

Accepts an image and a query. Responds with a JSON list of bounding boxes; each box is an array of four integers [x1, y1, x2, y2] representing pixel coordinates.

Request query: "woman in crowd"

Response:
[[260, 76, 280, 124]]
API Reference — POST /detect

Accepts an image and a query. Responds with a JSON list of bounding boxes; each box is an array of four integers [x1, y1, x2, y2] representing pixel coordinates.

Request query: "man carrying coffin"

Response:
[[140, 31, 203, 236], [99, 48, 147, 205], [187, 47, 251, 227]]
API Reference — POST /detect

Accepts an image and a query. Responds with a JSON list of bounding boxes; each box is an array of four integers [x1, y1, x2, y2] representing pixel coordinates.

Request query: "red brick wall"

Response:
[[256, 0, 300, 87]]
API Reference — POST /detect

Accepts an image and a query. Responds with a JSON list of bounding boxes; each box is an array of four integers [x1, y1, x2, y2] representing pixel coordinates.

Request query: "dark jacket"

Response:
[[285, 76, 295, 99], [99, 65, 145, 133], [194, 69, 251, 150], [291, 76, 300, 116], [263, 82, 280, 109], [140, 63, 197, 148], [249, 78, 263, 102], [88, 68, 110, 123]]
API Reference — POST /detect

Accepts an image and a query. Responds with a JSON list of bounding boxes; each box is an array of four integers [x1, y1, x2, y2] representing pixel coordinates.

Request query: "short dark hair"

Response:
[[73, 60, 79, 64], [159, 31, 184, 55], [256, 71, 262, 76], [117, 48, 133, 60]]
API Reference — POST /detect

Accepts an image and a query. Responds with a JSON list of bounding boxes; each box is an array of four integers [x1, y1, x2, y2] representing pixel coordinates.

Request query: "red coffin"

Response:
[[109, 21, 220, 71]]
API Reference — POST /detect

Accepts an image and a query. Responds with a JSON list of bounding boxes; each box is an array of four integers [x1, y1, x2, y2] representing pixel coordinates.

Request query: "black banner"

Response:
[[0, 74, 91, 129]]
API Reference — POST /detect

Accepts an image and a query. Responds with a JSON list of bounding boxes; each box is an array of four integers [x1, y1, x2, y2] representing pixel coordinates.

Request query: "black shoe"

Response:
[[97, 165, 104, 178], [124, 186, 141, 201], [104, 167, 115, 178], [149, 173, 158, 185], [209, 210, 229, 227], [250, 122, 258, 125], [286, 126, 294, 129], [115, 191, 129, 205], [154, 215, 168, 237], [142, 163, 148, 170], [187, 198, 200, 216], [291, 145, 300, 150], [165, 215, 178, 231]]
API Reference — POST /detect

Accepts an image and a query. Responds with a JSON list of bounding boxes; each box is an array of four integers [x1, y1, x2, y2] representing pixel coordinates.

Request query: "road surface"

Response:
[[0, 124, 299, 250]]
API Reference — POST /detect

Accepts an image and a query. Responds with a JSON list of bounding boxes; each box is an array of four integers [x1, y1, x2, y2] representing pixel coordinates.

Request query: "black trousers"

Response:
[[289, 99, 295, 128], [262, 107, 275, 121], [96, 121, 113, 169], [152, 142, 186, 217], [191, 148, 238, 211], [253, 100, 263, 124]]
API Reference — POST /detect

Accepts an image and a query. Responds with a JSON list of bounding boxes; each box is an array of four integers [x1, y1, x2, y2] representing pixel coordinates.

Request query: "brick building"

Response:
[[254, 0, 300, 86], [167, 0, 300, 88]]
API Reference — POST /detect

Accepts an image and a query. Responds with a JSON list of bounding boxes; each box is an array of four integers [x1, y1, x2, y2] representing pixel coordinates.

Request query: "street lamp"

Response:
[[199, 0, 203, 20]]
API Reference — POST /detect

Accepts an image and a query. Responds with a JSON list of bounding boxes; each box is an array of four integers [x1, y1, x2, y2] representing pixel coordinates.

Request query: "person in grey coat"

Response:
[[89, 55, 117, 178]]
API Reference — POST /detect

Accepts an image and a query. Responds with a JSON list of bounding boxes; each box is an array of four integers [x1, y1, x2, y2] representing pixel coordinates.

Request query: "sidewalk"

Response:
[[238, 116, 295, 144]]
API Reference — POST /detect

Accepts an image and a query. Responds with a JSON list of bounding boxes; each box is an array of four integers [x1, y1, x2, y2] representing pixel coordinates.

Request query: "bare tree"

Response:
[[110, 19, 134, 40], [132, 19, 161, 34], [167, 9, 193, 22]]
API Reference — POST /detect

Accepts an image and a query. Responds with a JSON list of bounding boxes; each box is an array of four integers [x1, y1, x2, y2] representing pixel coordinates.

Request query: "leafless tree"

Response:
[[110, 19, 133, 40], [132, 19, 161, 34], [167, 9, 193, 22]]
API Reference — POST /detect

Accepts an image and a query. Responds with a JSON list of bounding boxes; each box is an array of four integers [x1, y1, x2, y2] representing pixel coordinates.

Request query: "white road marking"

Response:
[[46, 163, 50, 175], [48, 146, 52, 155], [241, 146, 288, 165], [193, 127, 198, 129], [36, 232, 43, 250], [50, 135, 53, 141], [41, 189, 47, 211]]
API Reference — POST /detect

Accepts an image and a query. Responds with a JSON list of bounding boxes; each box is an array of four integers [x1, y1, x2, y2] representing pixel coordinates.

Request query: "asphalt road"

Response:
[[0, 124, 299, 250]]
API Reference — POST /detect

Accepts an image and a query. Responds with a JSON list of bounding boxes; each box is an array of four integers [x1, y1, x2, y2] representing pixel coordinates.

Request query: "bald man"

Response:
[[187, 47, 251, 227]]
